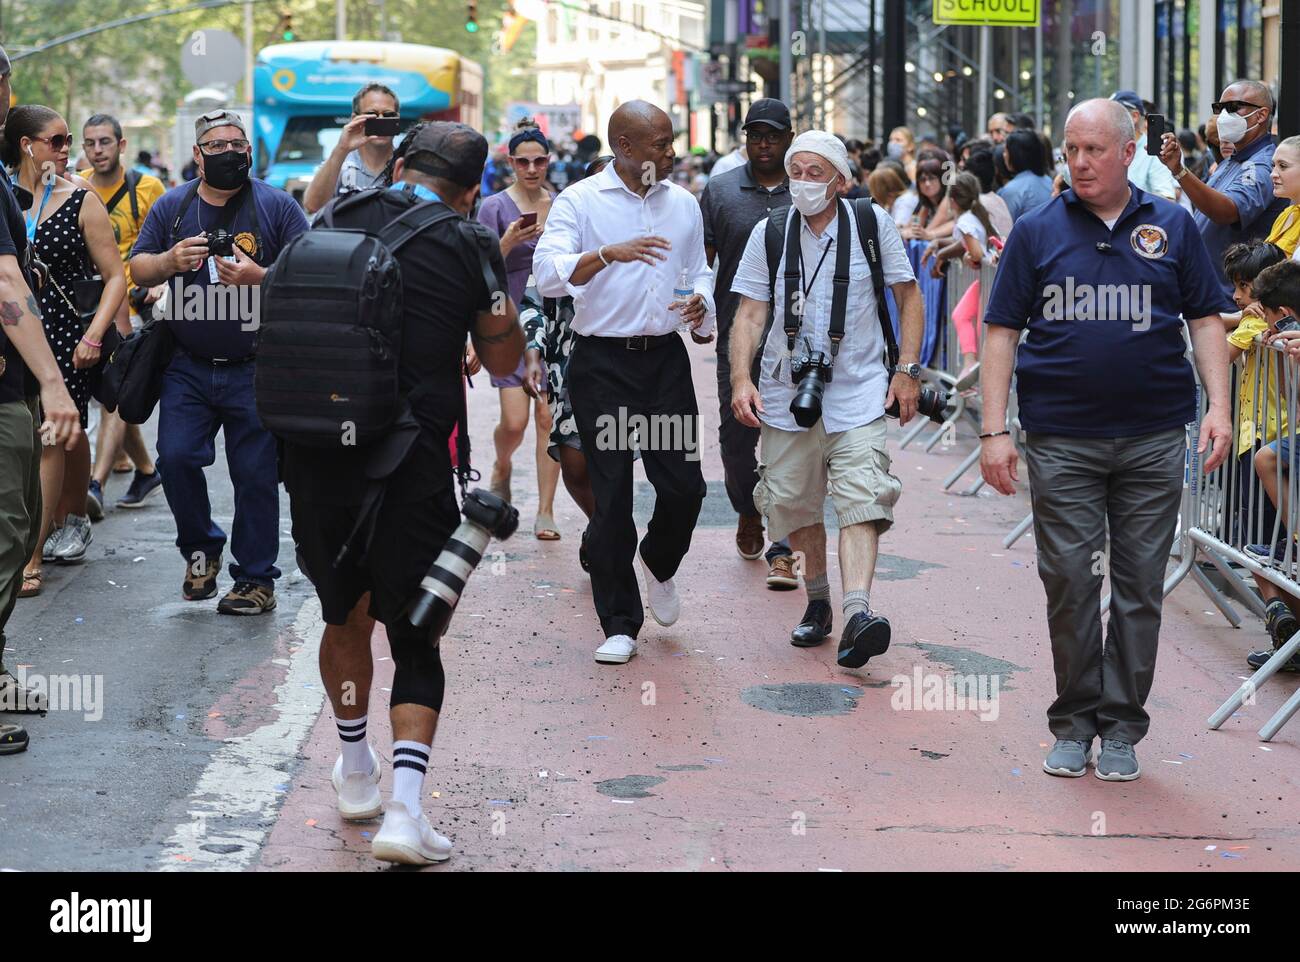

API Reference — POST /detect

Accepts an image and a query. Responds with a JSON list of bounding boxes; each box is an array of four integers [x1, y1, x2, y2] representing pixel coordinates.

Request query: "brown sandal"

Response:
[[19, 568, 42, 598], [534, 514, 561, 541]]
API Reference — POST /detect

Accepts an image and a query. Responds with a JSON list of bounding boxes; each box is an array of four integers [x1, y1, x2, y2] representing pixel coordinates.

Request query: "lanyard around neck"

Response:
[[25, 179, 54, 242]]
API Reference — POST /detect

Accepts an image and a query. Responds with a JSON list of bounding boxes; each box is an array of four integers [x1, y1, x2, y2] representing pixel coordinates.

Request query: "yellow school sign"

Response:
[[933, 0, 1040, 27]]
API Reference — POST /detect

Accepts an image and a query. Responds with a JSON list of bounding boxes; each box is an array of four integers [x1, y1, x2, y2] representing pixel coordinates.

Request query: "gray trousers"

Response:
[[1024, 428, 1186, 745], [0, 397, 42, 678]]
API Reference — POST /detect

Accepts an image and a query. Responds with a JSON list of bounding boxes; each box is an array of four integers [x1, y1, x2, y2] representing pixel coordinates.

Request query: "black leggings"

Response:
[[388, 618, 447, 712]]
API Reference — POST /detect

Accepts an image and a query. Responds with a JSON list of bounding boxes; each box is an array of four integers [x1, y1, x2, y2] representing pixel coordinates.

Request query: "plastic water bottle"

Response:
[[673, 269, 693, 332]]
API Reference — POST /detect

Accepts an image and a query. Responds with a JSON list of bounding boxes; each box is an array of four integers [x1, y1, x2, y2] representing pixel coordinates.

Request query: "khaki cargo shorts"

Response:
[[753, 416, 902, 541]]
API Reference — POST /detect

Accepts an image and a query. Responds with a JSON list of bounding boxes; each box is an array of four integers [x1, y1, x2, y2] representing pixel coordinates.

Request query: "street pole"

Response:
[[1283, 0, 1300, 138], [337, 0, 347, 40], [244, 0, 254, 106], [882, 0, 904, 137], [977, 25, 991, 136], [818, 0, 826, 130], [779, 0, 792, 108], [1034, 19, 1043, 129]]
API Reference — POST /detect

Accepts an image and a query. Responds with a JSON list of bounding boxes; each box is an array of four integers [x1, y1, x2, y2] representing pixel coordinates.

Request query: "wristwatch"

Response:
[[897, 363, 922, 380]]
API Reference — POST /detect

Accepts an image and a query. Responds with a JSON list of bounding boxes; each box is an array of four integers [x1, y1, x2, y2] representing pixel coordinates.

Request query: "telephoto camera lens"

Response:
[[885, 386, 951, 425], [407, 489, 519, 642]]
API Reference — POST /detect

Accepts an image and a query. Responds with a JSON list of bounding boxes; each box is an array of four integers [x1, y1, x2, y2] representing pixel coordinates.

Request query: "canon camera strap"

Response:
[[782, 197, 851, 361]]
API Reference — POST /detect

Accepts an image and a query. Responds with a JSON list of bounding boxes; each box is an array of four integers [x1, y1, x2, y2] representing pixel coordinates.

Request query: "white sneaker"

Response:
[[331, 744, 382, 821], [595, 633, 637, 664], [53, 514, 92, 563], [372, 801, 452, 865], [42, 526, 65, 563], [638, 553, 680, 626]]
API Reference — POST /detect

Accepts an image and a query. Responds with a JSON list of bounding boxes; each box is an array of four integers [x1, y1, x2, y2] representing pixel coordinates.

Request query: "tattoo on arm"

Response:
[[0, 300, 21, 326], [25, 292, 41, 321]]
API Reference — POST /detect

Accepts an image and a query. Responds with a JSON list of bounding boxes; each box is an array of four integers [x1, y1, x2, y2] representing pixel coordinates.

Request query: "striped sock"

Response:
[[392, 740, 431, 818], [336, 715, 371, 776]]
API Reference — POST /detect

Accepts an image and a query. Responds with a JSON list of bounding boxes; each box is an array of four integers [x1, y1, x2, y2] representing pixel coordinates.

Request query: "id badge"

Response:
[[207, 256, 219, 283]]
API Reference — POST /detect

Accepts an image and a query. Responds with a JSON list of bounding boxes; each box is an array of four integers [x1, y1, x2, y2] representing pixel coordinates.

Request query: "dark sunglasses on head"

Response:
[[1212, 100, 1266, 114], [32, 134, 72, 152]]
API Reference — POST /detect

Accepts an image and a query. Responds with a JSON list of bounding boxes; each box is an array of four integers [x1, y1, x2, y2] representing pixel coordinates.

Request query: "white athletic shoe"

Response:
[[595, 633, 637, 664], [638, 553, 680, 626], [331, 744, 383, 821], [372, 801, 452, 865]]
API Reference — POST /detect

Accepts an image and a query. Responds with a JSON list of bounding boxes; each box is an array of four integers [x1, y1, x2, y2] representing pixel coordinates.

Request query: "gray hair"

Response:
[[1064, 98, 1135, 145], [1225, 79, 1274, 113]]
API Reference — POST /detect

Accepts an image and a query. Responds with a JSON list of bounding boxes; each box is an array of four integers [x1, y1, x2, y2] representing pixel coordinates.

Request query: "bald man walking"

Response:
[[534, 101, 715, 664], [981, 99, 1232, 781]]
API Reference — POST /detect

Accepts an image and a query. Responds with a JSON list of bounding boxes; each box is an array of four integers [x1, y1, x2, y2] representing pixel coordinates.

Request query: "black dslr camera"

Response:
[[407, 489, 520, 643], [206, 228, 236, 257], [789, 337, 834, 429], [884, 369, 952, 426]]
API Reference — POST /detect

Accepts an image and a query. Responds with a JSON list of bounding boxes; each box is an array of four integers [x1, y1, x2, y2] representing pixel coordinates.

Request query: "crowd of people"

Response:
[[3, 33, 1300, 865]]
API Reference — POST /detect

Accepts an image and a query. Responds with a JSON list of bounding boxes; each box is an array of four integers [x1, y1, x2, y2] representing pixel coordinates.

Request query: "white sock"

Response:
[[392, 740, 431, 818], [336, 715, 371, 776]]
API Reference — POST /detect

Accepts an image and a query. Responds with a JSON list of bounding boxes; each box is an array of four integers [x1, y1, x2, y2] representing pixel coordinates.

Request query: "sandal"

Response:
[[489, 462, 512, 504], [18, 568, 42, 598], [534, 514, 561, 541]]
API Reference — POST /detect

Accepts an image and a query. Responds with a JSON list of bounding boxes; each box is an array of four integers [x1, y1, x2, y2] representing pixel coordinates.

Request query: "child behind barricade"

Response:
[[920, 171, 1000, 391], [1223, 251, 1300, 671]]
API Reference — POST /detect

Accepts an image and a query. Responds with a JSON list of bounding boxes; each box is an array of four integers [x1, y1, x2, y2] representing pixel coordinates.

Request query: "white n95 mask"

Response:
[[789, 179, 833, 216]]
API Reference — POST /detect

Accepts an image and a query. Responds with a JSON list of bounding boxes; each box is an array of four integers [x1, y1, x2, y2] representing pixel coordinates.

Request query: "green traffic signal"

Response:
[[283, 30, 296, 40], [465, 20, 478, 32]]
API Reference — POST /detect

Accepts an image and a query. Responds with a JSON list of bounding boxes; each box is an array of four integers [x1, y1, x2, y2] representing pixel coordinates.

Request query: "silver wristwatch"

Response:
[[898, 363, 922, 380]]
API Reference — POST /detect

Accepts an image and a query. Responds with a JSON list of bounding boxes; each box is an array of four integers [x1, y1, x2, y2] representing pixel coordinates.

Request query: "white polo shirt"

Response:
[[730, 200, 914, 433]]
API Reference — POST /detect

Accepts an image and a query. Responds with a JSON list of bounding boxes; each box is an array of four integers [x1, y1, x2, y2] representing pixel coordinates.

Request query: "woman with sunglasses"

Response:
[[3, 106, 126, 596], [473, 118, 562, 541]]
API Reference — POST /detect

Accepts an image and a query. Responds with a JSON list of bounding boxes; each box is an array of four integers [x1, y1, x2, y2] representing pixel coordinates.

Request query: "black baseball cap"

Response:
[[402, 121, 488, 188], [742, 99, 792, 132]]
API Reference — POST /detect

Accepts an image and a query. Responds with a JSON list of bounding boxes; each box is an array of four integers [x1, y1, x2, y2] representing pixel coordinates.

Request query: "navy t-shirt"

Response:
[[984, 187, 1234, 438], [130, 178, 309, 359], [0, 166, 34, 404]]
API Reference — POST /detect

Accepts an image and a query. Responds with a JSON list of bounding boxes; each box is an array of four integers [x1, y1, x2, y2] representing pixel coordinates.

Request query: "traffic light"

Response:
[[465, 1, 479, 32], [278, 11, 296, 42]]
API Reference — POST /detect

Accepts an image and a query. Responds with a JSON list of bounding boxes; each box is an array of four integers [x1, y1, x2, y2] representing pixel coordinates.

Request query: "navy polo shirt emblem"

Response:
[[1130, 224, 1169, 259]]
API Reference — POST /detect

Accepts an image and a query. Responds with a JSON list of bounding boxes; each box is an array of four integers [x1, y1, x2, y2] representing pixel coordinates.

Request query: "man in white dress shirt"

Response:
[[728, 131, 924, 668], [533, 101, 716, 665]]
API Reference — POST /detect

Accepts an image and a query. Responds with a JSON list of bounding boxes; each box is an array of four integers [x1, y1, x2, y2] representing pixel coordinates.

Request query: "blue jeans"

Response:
[[157, 351, 281, 588]]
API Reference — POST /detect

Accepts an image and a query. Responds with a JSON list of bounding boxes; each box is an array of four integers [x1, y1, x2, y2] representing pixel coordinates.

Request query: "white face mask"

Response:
[[1216, 107, 1258, 145], [789, 178, 833, 216]]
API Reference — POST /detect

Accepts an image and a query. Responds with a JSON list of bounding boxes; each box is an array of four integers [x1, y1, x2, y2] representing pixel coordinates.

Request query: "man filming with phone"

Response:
[[1109, 91, 1179, 203], [303, 83, 402, 217]]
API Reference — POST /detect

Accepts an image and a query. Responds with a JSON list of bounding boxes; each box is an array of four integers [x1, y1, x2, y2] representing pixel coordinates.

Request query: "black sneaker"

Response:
[[1246, 647, 1300, 672], [0, 721, 28, 755], [579, 528, 591, 573], [117, 468, 163, 509], [836, 610, 891, 668], [1265, 599, 1300, 648]]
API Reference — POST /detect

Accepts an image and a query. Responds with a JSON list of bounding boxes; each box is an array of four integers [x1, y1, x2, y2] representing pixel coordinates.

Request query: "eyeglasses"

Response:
[[1211, 100, 1266, 114], [82, 137, 118, 151], [31, 134, 72, 152], [198, 139, 250, 154], [513, 156, 550, 169], [745, 130, 785, 145], [361, 110, 400, 119]]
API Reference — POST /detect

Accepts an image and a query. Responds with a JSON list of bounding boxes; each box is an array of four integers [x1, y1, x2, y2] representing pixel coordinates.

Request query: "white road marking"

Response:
[[157, 597, 326, 871]]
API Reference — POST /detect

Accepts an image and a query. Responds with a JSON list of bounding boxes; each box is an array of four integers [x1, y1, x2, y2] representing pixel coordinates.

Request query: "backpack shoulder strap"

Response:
[[761, 205, 792, 356], [124, 169, 140, 224], [853, 197, 899, 369], [376, 199, 462, 254], [457, 218, 505, 303]]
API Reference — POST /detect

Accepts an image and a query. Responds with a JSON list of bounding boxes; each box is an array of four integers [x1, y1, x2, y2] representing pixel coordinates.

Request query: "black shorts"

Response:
[[290, 488, 460, 626]]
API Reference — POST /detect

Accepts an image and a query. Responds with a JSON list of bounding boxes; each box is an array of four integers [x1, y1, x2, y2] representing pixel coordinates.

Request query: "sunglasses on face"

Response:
[[1212, 100, 1266, 114], [32, 134, 72, 152], [513, 156, 550, 169], [198, 139, 250, 154]]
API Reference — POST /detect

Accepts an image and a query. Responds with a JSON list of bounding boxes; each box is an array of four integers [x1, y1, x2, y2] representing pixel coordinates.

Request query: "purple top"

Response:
[[476, 189, 555, 305]]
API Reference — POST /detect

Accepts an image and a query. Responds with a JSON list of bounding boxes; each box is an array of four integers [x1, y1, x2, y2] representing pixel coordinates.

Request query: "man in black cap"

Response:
[[698, 99, 797, 586], [284, 121, 523, 865], [0, 44, 82, 754]]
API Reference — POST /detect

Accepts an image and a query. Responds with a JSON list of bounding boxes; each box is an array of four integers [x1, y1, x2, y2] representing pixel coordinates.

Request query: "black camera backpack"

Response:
[[255, 190, 464, 449]]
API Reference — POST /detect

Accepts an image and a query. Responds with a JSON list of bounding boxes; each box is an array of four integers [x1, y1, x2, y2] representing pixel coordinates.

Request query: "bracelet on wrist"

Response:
[[978, 430, 1010, 440], [597, 245, 610, 266], [80, 335, 102, 349]]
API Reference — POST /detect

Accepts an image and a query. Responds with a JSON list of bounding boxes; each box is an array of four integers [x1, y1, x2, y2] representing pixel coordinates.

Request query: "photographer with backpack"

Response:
[[728, 131, 924, 667], [272, 122, 521, 865]]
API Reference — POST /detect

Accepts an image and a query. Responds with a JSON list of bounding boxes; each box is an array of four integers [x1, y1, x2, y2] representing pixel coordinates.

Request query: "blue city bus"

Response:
[[253, 41, 484, 200]]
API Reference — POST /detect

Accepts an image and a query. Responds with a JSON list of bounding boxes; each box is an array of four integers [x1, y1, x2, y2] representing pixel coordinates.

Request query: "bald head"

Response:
[[608, 100, 676, 193], [1065, 98, 1135, 146], [1063, 98, 1136, 211], [609, 101, 670, 153]]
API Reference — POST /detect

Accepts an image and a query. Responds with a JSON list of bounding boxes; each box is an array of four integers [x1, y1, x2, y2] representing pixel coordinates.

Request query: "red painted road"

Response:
[[253, 340, 1299, 871]]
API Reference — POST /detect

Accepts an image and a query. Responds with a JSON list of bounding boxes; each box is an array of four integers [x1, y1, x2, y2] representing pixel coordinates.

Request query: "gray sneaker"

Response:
[[1043, 738, 1092, 777], [1095, 739, 1141, 781], [42, 525, 65, 562], [53, 514, 93, 563]]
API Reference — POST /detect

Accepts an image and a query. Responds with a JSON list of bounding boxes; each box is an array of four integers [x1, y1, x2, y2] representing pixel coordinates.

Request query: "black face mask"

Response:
[[202, 150, 250, 190]]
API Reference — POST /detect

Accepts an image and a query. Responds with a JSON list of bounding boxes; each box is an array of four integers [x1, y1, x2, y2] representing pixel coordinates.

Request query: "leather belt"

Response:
[[579, 333, 679, 352]]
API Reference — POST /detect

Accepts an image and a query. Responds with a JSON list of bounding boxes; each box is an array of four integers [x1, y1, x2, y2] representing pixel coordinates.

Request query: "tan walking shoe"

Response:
[[183, 555, 221, 601], [736, 514, 764, 560], [766, 554, 800, 591], [217, 581, 277, 616]]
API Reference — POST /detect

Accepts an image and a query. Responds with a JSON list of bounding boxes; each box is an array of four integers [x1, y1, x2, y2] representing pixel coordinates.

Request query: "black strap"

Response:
[[375, 199, 462, 254], [781, 199, 851, 357], [105, 169, 141, 225], [171, 180, 261, 257], [853, 197, 899, 369]]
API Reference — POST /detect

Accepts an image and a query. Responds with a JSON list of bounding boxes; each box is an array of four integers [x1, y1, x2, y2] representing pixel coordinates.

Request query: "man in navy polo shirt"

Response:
[[980, 99, 1234, 783], [1157, 79, 1287, 298], [130, 110, 308, 615]]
